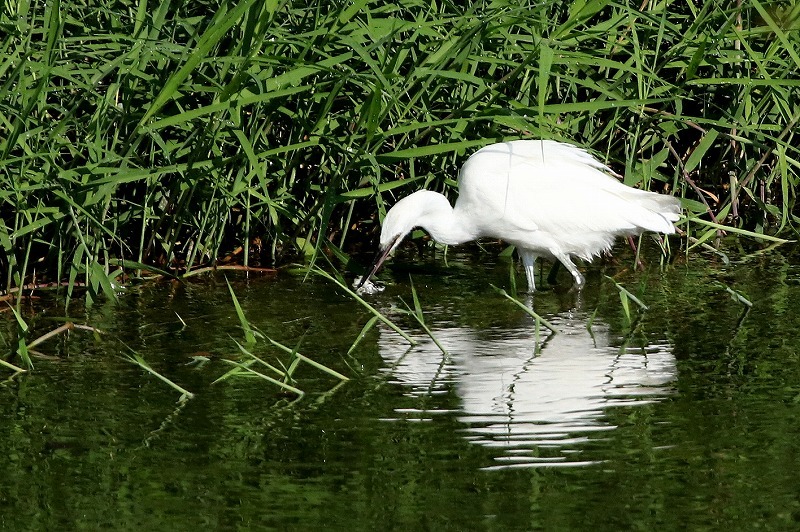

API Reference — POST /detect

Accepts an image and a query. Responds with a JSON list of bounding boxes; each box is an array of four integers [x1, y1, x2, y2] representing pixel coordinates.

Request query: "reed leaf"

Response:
[[220, 359, 305, 396]]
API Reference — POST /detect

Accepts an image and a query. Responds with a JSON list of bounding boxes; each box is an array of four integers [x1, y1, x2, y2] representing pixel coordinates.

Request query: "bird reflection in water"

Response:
[[378, 313, 677, 469]]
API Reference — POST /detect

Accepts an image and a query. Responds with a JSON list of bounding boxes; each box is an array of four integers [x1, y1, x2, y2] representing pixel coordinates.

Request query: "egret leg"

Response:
[[518, 249, 538, 293], [554, 253, 585, 290]]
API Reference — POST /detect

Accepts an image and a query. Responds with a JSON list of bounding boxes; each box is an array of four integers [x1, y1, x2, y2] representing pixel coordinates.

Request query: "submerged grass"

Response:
[[605, 275, 649, 325], [491, 284, 559, 335], [125, 351, 195, 402], [1, 0, 798, 301], [312, 267, 417, 347], [399, 276, 449, 356], [225, 276, 257, 345], [217, 278, 349, 397]]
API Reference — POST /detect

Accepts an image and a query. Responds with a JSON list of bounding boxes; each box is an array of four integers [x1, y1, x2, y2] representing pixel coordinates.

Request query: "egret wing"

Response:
[[456, 140, 678, 243]]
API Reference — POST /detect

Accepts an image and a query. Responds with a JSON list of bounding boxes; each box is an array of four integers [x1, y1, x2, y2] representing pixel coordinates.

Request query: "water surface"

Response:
[[2, 246, 800, 530]]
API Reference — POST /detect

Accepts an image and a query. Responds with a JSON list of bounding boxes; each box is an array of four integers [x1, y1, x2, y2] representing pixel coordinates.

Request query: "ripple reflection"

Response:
[[378, 313, 677, 469]]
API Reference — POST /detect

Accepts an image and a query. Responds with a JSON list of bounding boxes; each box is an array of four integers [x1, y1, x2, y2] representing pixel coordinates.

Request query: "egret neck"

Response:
[[358, 190, 477, 289]]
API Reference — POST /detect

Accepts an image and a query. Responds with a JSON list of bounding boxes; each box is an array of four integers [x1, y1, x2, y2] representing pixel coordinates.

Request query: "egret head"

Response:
[[358, 190, 452, 288]]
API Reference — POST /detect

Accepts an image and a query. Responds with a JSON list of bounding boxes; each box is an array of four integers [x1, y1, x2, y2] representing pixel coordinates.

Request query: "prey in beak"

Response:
[[354, 234, 400, 294]]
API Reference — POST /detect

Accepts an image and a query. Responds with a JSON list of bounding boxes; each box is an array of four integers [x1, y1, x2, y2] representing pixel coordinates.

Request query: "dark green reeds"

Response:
[[1, 0, 798, 301]]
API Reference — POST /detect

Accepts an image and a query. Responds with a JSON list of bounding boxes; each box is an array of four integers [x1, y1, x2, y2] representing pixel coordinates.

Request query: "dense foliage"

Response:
[[1, 0, 798, 300]]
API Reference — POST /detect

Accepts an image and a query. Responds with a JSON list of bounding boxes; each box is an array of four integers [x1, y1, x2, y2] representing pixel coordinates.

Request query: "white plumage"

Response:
[[360, 139, 681, 292]]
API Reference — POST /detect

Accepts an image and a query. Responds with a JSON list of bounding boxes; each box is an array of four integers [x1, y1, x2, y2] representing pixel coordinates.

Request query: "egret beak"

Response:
[[357, 234, 400, 289]]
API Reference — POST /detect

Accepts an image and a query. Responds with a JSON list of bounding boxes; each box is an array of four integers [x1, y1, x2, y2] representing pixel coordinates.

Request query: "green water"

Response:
[[2, 246, 800, 530]]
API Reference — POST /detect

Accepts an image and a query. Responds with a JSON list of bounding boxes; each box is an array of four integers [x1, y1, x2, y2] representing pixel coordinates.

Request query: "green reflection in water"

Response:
[[2, 247, 800, 530]]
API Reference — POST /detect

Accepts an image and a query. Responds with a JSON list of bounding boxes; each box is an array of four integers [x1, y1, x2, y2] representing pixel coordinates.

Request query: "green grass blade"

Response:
[[491, 285, 559, 334], [604, 276, 649, 318], [6, 303, 32, 369], [685, 218, 791, 244], [220, 359, 305, 396], [400, 276, 448, 355], [347, 314, 379, 355], [312, 268, 416, 346], [225, 276, 257, 345], [265, 336, 350, 381], [721, 284, 753, 308], [0, 357, 26, 374], [125, 352, 194, 401]]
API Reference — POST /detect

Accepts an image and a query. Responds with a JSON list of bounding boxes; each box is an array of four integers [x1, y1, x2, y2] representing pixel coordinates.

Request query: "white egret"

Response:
[[358, 139, 681, 292]]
